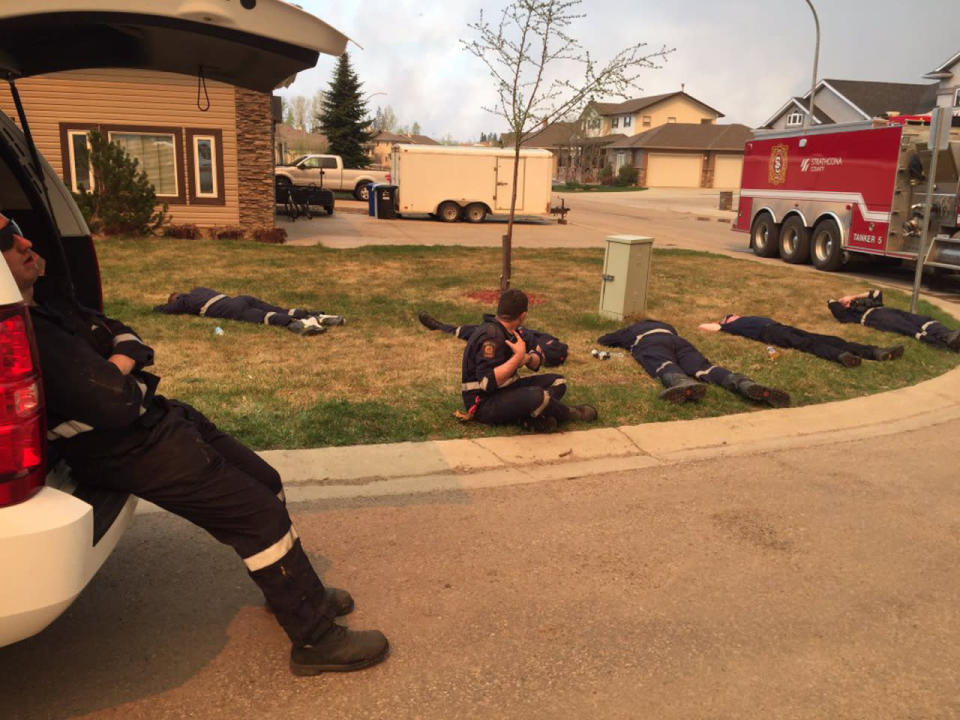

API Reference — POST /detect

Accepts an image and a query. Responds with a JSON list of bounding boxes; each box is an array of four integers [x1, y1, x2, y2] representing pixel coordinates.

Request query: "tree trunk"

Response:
[[501, 143, 523, 291]]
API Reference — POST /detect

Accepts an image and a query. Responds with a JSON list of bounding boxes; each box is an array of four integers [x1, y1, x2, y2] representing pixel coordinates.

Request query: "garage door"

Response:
[[645, 153, 702, 188], [714, 154, 743, 188]]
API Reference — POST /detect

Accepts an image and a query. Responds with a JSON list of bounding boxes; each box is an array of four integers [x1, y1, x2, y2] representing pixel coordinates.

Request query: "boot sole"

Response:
[[878, 346, 904, 361], [838, 353, 861, 367], [290, 640, 390, 676], [743, 385, 791, 408], [659, 384, 706, 404]]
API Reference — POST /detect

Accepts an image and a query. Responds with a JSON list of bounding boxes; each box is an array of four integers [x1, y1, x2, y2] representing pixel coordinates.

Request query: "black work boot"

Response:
[[837, 352, 861, 367], [873, 345, 904, 361], [417, 311, 455, 334], [727, 374, 791, 408], [658, 373, 706, 404], [290, 624, 390, 676], [946, 329, 960, 351], [569, 404, 599, 422], [523, 415, 559, 433]]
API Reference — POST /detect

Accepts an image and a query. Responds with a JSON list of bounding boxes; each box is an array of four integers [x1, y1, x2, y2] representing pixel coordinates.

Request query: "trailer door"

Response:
[[495, 157, 526, 211]]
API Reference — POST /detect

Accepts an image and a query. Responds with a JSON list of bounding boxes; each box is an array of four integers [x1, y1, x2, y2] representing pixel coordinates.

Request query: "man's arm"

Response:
[[99, 314, 155, 369], [494, 335, 527, 386]]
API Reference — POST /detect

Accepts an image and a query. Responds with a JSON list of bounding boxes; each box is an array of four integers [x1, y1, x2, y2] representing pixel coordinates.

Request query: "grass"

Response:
[[95, 238, 960, 450]]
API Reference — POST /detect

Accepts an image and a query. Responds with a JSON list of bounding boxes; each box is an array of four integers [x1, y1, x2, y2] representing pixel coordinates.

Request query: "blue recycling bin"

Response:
[[367, 183, 379, 216]]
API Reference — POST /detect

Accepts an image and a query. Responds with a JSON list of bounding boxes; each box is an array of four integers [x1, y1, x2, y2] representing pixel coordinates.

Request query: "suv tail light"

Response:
[[0, 303, 45, 507], [386, 173, 391, 183]]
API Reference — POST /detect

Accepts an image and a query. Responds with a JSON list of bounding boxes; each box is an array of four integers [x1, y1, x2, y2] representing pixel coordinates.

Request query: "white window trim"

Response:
[[623, 115, 632, 127], [66, 130, 94, 194], [611, 117, 619, 128], [786, 112, 803, 127], [107, 130, 180, 198], [191, 134, 219, 199]]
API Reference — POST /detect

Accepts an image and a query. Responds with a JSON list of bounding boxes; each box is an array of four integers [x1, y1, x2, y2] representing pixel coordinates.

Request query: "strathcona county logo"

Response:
[[768, 144, 788, 185], [800, 156, 843, 173]]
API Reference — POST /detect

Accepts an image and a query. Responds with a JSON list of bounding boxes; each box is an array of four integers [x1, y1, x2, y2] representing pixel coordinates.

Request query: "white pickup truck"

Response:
[[275, 154, 390, 201]]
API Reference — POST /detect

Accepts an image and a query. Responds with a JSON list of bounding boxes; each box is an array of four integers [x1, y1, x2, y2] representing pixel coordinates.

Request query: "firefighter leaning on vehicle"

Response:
[[459, 288, 596, 432], [0, 213, 387, 677]]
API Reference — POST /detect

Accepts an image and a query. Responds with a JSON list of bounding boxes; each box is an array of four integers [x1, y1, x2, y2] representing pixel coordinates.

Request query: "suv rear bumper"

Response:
[[0, 486, 136, 646]]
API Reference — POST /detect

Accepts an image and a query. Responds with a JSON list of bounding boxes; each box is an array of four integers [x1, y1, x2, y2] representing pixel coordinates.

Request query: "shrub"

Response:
[[598, 165, 615, 186], [72, 129, 168, 235], [253, 227, 287, 244], [163, 224, 202, 239], [616, 164, 639, 186], [214, 227, 245, 240]]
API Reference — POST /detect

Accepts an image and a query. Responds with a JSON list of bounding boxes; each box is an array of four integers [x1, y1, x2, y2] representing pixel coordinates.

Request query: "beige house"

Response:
[[924, 50, 960, 111], [581, 91, 723, 137], [0, 68, 276, 229], [607, 123, 751, 188], [368, 131, 439, 169]]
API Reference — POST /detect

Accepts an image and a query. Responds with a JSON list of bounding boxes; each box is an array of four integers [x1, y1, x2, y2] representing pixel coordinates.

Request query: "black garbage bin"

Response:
[[374, 185, 398, 219]]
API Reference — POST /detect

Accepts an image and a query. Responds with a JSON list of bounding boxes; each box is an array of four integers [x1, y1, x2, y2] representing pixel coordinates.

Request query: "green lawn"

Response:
[[96, 238, 960, 450]]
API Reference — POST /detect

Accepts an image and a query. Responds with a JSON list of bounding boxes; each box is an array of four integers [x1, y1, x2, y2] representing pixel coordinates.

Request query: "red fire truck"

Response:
[[733, 119, 960, 272]]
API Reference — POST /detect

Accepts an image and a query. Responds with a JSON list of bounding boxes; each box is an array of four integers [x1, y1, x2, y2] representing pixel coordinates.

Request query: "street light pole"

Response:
[[802, 0, 821, 129]]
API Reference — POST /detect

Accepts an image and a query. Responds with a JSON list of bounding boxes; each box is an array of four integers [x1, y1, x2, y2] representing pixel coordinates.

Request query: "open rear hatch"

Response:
[[0, 1, 349, 92]]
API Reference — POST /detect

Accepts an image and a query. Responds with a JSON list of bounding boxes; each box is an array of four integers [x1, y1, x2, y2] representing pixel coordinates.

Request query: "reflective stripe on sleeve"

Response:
[[112, 333, 143, 346], [48, 419, 94, 440], [461, 381, 482, 391], [860, 307, 877, 325], [198, 294, 227, 316], [243, 526, 300, 572], [916, 320, 935, 339], [263, 311, 276, 325]]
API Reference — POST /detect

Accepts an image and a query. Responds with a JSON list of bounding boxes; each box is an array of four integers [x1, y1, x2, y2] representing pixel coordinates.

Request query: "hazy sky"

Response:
[[279, 0, 960, 140]]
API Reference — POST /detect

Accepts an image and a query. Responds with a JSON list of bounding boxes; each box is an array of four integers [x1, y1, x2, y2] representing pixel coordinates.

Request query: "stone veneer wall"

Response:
[[235, 88, 275, 229]]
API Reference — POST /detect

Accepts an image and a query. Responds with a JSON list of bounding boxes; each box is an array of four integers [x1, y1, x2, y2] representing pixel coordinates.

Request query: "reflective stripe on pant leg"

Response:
[[916, 320, 935, 340], [530, 390, 551, 418], [694, 365, 716, 380], [263, 311, 276, 325], [244, 525, 300, 572], [655, 360, 672, 375]]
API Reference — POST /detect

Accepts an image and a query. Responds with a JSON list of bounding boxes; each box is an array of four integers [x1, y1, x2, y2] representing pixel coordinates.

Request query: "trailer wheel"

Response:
[[462, 203, 487, 223], [779, 216, 810, 264], [354, 182, 371, 201], [811, 219, 843, 271], [750, 212, 780, 258], [437, 201, 462, 223]]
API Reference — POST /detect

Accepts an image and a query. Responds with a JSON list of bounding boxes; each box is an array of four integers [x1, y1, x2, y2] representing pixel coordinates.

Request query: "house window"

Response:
[[642, 115, 651, 127], [623, 115, 632, 128], [186, 128, 224, 205], [667, 117, 677, 123], [786, 112, 803, 127], [109, 130, 179, 197], [587, 116, 601, 130], [66, 130, 93, 193], [611, 117, 619, 128]]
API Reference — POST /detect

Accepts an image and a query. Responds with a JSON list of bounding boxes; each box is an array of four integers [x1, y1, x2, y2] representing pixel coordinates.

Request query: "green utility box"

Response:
[[599, 235, 654, 321]]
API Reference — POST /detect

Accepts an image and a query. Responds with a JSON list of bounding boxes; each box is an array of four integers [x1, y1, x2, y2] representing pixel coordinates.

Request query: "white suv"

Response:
[[0, 1, 347, 648]]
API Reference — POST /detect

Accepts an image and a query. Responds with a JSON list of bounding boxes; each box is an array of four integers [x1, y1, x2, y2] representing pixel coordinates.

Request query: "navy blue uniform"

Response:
[[455, 314, 568, 367], [598, 320, 734, 386], [155, 286, 317, 328], [721, 315, 882, 364], [460, 319, 568, 425], [32, 296, 336, 648], [828, 290, 959, 351]]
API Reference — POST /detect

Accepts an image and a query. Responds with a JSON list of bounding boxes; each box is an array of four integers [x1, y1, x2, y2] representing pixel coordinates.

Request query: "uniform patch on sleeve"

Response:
[[482, 341, 497, 359]]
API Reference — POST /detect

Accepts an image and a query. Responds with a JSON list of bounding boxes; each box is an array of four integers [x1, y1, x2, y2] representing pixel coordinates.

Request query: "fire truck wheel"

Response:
[[750, 212, 780, 258], [779, 216, 811, 264], [811, 219, 843, 271]]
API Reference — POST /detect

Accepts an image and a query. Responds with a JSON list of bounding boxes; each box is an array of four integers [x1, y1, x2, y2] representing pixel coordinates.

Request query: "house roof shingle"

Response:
[[589, 91, 724, 119], [608, 123, 752, 151], [822, 79, 939, 118], [373, 131, 440, 145]]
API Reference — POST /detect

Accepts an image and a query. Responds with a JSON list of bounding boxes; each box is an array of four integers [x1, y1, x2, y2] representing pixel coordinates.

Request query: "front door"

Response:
[[495, 157, 525, 211]]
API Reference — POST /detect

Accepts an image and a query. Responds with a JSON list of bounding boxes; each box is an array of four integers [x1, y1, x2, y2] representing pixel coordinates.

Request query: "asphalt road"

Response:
[[3, 419, 960, 719]]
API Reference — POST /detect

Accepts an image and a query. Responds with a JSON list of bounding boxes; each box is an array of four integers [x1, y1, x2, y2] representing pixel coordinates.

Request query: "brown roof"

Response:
[[501, 121, 580, 148], [608, 123, 752, 151], [824, 79, 938, 118], [373, 131, 440, 145], [588, 91, 724, 119]]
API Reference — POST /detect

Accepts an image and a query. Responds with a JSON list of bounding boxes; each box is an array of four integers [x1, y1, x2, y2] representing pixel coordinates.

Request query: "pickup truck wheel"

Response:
[[811, 219, 843, 271], [779, 216, 810, 264], [354, 183, 371, 201], [324, 204, 334, 215], [462, 203, 487, 223], [437, 201, 462, 223], [750, 212, 780, 258]]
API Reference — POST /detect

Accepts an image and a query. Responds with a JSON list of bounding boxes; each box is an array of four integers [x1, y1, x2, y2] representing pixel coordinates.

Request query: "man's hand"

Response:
[[108, 354, 136, 375], [505, 335, 526, 357], [698, 322, 722, 332]]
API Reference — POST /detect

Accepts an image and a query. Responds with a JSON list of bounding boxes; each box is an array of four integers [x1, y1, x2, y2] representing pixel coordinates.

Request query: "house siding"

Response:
[[0, 68, 242, 227]]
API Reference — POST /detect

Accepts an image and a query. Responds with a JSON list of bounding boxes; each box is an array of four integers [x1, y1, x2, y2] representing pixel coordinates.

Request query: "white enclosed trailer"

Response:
[[390, 144, 554, 222]]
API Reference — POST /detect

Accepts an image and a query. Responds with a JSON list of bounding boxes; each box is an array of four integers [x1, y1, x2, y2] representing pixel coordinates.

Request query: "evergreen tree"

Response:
[[317, 53, 374, 168]]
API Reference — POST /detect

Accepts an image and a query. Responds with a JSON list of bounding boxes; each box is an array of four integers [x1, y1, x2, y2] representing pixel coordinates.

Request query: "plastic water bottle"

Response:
[[591, 349, 610, 360], [213, 326, 224, 337], [766, 345, 779, 360]]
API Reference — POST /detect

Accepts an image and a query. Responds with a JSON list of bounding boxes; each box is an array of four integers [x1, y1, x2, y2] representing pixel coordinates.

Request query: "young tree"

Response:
[[410, 121, 421, 136], [373, 105, 399, 133], [317, 53, 374, 168], [309, 90, 326, 132], [290, 94, 309, 130], [462, 0, 671, 289], [73, 129, 168, 236]]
